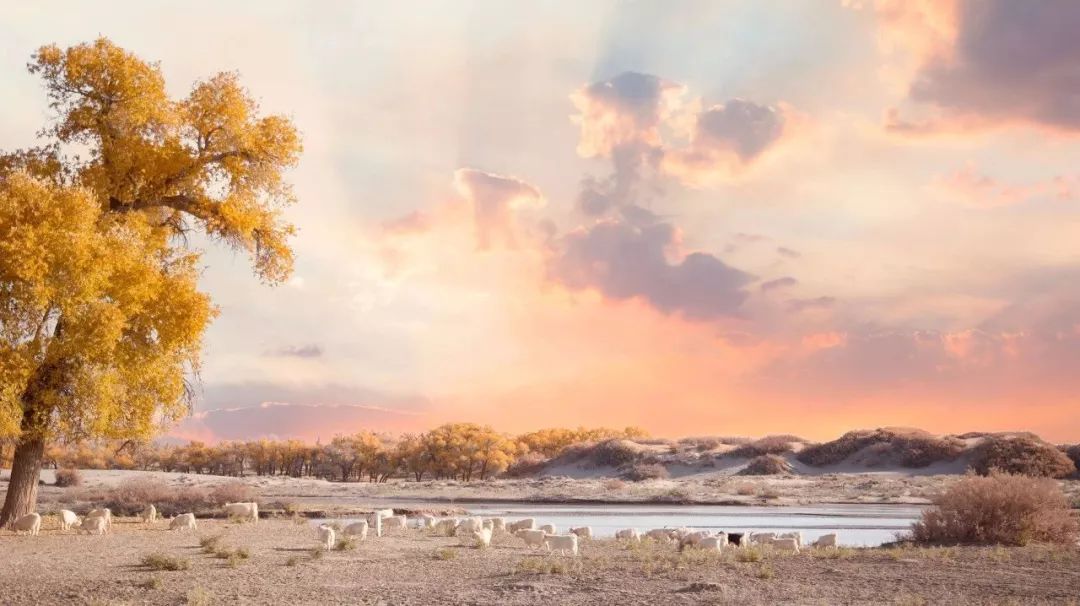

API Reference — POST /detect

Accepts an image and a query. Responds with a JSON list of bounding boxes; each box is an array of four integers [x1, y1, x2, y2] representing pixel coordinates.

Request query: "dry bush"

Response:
[[141, 553, 191, 571], [82, 477, 211, 516], [503, 452, 549, 478], [621, 463, 669, 482], [911, 473, 1078, 546], [1064, 445, 1080, 475], [592, 439, 645, 467], [602, 478, 627, 491], [797, 428, 964, 468], [207, 481, 256, 505], [54, 468, 82, 487], [970, 436, 1076, 478], [739, 454, 793, 476], [729, 435, 803, 458], [734, 483, 757, 496]]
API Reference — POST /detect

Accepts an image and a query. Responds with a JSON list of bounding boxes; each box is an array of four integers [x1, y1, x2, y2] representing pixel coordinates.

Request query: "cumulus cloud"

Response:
[[453, 168, 546, 248], [570, 71, 686, 158], [872, 0, 1080, 133], [548, 218, 755, 320]]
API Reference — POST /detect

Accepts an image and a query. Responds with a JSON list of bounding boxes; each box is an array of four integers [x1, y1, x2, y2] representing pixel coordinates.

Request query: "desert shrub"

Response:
[[734, 483, 757, 496], [503, 452, 549, 478], [739, 454, 793, 476], [602, 478, 627, 491], [911, 473, 1078, 546], [797, 428, 963, 468], [335, 536, 357, 551], [207, 481, 256, 505], [970, 436, 1076, 478], [621, 463, 669, 482], [141, 553, 191, 571], [593, 439, 645, 467], [729, 435, 802, 458], [433, 547, 456, 561], [1064, 445, 1080, 475], [55, 468, 82, 487], [84, 477, 210, 516], [186, 587, 212, 606]]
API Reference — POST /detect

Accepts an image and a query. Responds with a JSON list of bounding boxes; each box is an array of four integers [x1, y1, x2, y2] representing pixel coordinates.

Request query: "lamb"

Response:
[[507, 518, 535, 532], [455, 517, 482, 536], [433, 519, 457, 536], [343, 521, 369, 539], [367, 513, 383, 538], [223, 502, 259, 523], [543, 534, 579, 556], [813, 533, 838, 548], [538, 524, 556, 535], [472, 526, 493, 548], [383, 515, 408, 531], [515, 528, 547, 549], [569, 526, 592, 540], [169, 513, 197, 531], [770, 537, 800, 553], [482, 519, 494, 531], [749, 532, 776, 545], [86, 508, 112, 531], [318, 524, 336, 551], [58, 509, 80, 531], [78, 515, 107, 535], [141, 504, 157, 523], [615, 528, 640, 542], [12, 513, 41, 535]]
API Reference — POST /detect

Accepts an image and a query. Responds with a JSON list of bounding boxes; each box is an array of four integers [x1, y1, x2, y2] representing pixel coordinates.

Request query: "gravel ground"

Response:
[[2, 517, 1079, 605]]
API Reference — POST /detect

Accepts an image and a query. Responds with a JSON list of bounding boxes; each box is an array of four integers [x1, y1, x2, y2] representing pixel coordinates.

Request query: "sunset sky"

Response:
[[3, 1, 1079, 442]]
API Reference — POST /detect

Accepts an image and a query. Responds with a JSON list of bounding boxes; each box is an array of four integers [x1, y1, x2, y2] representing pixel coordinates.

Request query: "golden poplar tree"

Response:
[[0, 38, 301, 525]]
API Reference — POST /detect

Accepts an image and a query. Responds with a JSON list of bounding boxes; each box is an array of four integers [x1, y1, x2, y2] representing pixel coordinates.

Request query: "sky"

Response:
[[2, 1, 1079, 442]]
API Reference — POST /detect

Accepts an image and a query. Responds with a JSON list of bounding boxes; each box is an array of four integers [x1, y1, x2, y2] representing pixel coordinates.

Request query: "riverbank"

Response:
[[2, 517, 1078, 605]]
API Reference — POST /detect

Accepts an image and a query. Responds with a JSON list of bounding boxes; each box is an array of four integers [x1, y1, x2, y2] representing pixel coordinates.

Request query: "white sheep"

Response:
[[472, 526, 493, 548], [383, 515, 408, 531], [223, 502, 258, 523], [813, 533, 838, 548], [78, 515, 107, 535], [418, 514, 437, 529], [343, 521, 369, 539], [141, 504, 157, 523], [515, 528, 547, 549], [318, 524, 336, 551], [699, 536, 727, 550], [507, 518, 535, 532], [749, 532, 776, 545], [615, 528, 640, 542], [770, 537, 799, 553], [678, 530, 711, 550], [778, 531, 802, 548], [372, 508, 394, 519], [58, 509, 80, 531], [488, 517, 506, 532], [645, 528, 675, 542], [86, 508, 112, 531], [169, 513, 197, 531], [433, 518, 457, 536], [538, 524, 556, 535], [455, 517, 483, 536], [569, 526, 592, 540], [367, 513, 383, 538], [543, 534, 579, 556], [12, 512, 41, 535]]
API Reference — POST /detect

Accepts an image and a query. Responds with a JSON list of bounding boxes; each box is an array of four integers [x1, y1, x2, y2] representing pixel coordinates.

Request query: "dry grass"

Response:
[[621, 463, 669, 481], [54, 468, 82, 487], [433, 547, 456, 560], [911, 472, 1079, 546], [77, 477, 257, 517], [970, 436, 1076, 478], [797, 428, 964, 468], [739, 454, 793, 476], [140, 553, 190, 571], [729, 435, 803, 458], [334, 536, 358, 551]]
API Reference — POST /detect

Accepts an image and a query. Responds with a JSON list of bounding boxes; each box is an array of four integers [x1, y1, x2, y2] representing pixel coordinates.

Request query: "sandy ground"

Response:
[[29, 469, 1080, 515], [2, 517, 1079, 605]]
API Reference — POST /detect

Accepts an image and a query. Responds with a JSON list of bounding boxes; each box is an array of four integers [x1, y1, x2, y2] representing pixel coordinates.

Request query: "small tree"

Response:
[[0, 38, 300, 525]]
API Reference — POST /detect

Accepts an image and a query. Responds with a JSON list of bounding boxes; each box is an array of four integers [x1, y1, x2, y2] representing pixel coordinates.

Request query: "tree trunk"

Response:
[[0, 434, 45, 527]]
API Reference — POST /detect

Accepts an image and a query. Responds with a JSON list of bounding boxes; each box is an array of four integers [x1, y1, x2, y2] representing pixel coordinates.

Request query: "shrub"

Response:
[[593, 439, 645, 467], [335, 536, 357, 551], [186, 587, 212, 606], [434, 548, 456, 561], [141, 553, 190, 571], [911, 473, 1078, 546], [621, 463, 669, 482], [503, 452, 548, 478], [83, 477, 210, 516], [739, 454, 793, 476], [208, 481, 256, 505], [970, 436, 1076, 478], [729, 435, 802, 458], [1065, 445, 1080, 475], [55, 468, 82, 487], [602, 478, 627, 491], [797, 428, 964, 468]]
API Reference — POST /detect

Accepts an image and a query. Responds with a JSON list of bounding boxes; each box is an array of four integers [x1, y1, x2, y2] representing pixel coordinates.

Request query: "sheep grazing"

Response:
[[507, 518, 535, 532], [343, 521, 369, 539], [645, 528, 675, 542], [223, 502, 258, 523], [12, 513, 42, 536], [777, 531, 802, 548], [86, 508, 112, 531], [318, 524, 335, 551], [141, 504, 157, 523], [727, 532, 744, 546], [58, 509, 80, 531], [749, 532, 776, 545], [515, 528, 547, 549], [615, 528, 640, 542], [488, 517, 506, 532], [169, 513, 197, 531], [813, 533, 838, 548], [367, 513, 383, 538], [383, 515, 408, 531], [418, 514, 437, 529], [543, 534, 579, 556], [472, 527, 493, 548], [569, 526, 592, 540], [78, 515, 107, 535], [372, 508, 394, 519], [678, 530, 711, 551], [770, 537, 800, 553], [433, 518, 457, 536], [454, 517, 482, 536], [538, 524, 556, 535], [699, 536, 726, 551]]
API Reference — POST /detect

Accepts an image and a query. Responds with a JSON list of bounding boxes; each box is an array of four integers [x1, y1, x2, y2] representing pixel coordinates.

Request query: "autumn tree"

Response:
[[0, 39, 300, 525]]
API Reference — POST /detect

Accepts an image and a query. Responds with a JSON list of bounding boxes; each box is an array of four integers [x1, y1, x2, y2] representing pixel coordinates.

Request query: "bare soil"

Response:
[[1, 517, 1078, 605]]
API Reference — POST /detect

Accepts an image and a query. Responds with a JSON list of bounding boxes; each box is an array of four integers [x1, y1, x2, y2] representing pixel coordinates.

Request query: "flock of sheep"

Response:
[[6, 501, 259, 536], [315, 508, 841, 556]]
